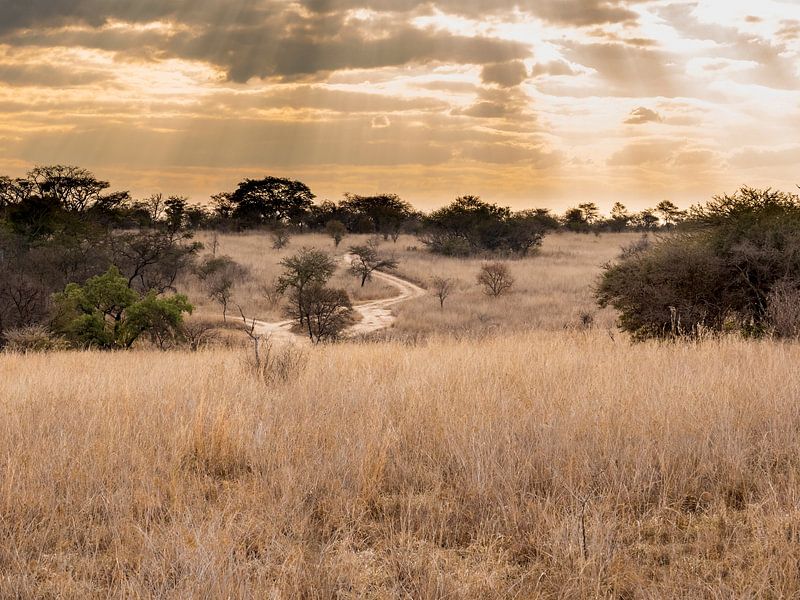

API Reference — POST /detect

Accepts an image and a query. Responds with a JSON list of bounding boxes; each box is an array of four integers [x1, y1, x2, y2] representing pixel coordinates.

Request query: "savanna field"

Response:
[[5, 233, 800, 598]]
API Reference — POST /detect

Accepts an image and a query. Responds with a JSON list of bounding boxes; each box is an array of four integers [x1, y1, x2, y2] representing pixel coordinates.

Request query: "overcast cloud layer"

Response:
[[0, 0, 798, 209]]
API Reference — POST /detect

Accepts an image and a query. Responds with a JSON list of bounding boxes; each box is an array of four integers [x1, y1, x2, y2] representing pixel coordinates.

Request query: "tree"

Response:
[[477, 262, 515, 297], [220, 177, 315, 227], [340, 193, 412, 240], [52, 266, 192, 349], [112, 230, 201, 294], [608, 202, 631, 232], [24, 165, 126, 213], [423, 196, 510, 256], [431, 276, 456, 309], [164, 196, 189, 232], [276, 248, 337, 328], [631, 209, 660, 230], [286, 284, 353, 343], [597, 187, 800, 340], [578, 202, 600, 225], [325, 219, 347, 247], [656, 200, 686, 227], [505, 210, 549, 256], [195, 255, 249, 322], [348, 242, 399, 287], [562, 207, 590, 233]]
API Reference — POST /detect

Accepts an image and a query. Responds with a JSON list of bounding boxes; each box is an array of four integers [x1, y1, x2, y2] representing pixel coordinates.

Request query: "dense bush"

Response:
[[597, 188, 800, 340], [52, 267, 193, 349], [422, 196, 552, 257]]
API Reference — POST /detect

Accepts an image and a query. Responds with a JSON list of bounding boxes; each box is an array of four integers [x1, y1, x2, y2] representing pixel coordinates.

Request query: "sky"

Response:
[[0, 0, 798, 211]]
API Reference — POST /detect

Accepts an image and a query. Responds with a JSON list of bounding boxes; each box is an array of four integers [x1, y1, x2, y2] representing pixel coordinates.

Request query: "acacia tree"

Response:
[[477, 262, 515, 297], [276, 248, 337, 328], [52, 267, 192, 349], [339, 193, 412, 240], [215, 177, 315, 227], [348, 242, 398, 286]]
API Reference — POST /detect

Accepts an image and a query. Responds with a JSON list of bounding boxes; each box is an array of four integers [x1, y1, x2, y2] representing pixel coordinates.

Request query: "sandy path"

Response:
[[252, 257, 425, 344]]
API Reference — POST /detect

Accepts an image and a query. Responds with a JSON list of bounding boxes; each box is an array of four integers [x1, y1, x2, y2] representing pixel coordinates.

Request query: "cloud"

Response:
[[730, 145, 800, 168], [300, 0, 643, 25], [0, 4, 533, 82], [530, 60, 577, 77], [480, 60, 528, 87], [607, 139, 682, 167], [625, 107, 662, 125]]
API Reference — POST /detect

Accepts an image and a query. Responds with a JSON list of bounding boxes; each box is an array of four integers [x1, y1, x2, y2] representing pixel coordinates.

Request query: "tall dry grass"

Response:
[[3, 332, 800, 597]]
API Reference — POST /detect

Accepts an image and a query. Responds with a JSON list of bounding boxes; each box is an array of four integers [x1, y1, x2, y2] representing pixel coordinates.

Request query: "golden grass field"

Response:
[[4, 232, 800, 598]]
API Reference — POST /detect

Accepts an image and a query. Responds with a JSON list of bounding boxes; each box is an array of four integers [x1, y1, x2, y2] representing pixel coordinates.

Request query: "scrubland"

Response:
[[4, 232, 799, 598], [186, 232, 631, 334]]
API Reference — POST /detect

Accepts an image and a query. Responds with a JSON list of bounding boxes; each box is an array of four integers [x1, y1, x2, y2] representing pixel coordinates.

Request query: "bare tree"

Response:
[[348, 241, 398, 287], [195, 255, 249, 322], [431, 276, 456, 309], [181, 321, 219, 351], [259, 277, 284, 309], [238, 305, 263, 369], [477, 262, 515, 297]]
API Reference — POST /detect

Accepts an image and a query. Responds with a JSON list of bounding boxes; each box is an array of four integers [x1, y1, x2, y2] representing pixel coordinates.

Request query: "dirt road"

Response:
[[252, 257, 425, 344]]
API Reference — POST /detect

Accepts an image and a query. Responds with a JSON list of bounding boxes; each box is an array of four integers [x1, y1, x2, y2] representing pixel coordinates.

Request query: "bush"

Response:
[[597, 188, 800, 340], [477, 262, 515, 297], [766, 280, 800, 339], [3, 325, 68, 353], [52, 266, 193, 349]]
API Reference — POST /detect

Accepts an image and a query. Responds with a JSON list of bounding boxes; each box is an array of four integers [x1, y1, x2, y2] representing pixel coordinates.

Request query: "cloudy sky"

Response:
[[0, 0, 798, 210]]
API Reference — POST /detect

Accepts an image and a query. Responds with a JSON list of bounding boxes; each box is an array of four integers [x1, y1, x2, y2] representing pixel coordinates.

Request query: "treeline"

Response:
[[0, 165, 686, 239]]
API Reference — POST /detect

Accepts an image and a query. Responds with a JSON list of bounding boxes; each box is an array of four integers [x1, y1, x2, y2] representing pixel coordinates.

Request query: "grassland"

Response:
[[3, 232, 799, 598]]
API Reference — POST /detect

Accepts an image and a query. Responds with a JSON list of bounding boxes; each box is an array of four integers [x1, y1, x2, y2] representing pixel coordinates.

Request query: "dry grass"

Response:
[[4, 231, 796, 597], [3, 333, 800, 597]]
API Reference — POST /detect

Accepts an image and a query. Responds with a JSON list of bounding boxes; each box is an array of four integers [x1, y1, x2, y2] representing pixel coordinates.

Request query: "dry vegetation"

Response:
[[4, 334, 800, 597], [3, 232, 798, 598], [185, 231, 632, 336]]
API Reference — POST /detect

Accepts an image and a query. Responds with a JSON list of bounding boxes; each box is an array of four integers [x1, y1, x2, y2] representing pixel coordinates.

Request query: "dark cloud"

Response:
[[1, 8, 532, 82], [625, 106, 662, 125], [453, 86, 531, 120], [480, 60, 528, 87], [301, 0, 643, 25]]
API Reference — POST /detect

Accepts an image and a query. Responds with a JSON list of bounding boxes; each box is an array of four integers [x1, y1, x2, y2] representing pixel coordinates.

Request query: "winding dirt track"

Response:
[[252, 256, 425, 344]]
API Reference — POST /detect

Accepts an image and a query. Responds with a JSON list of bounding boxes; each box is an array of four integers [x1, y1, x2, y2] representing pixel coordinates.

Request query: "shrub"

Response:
[[597, 187, 800, 340], [477, 262, 515, 297], [52, 266, 193, 349], [3, 325, 68, 353], [766, 280, 800, 339]]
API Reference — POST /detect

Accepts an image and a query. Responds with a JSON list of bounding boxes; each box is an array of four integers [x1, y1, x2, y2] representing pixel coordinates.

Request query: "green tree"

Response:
[[53, 267, 192, 349]]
